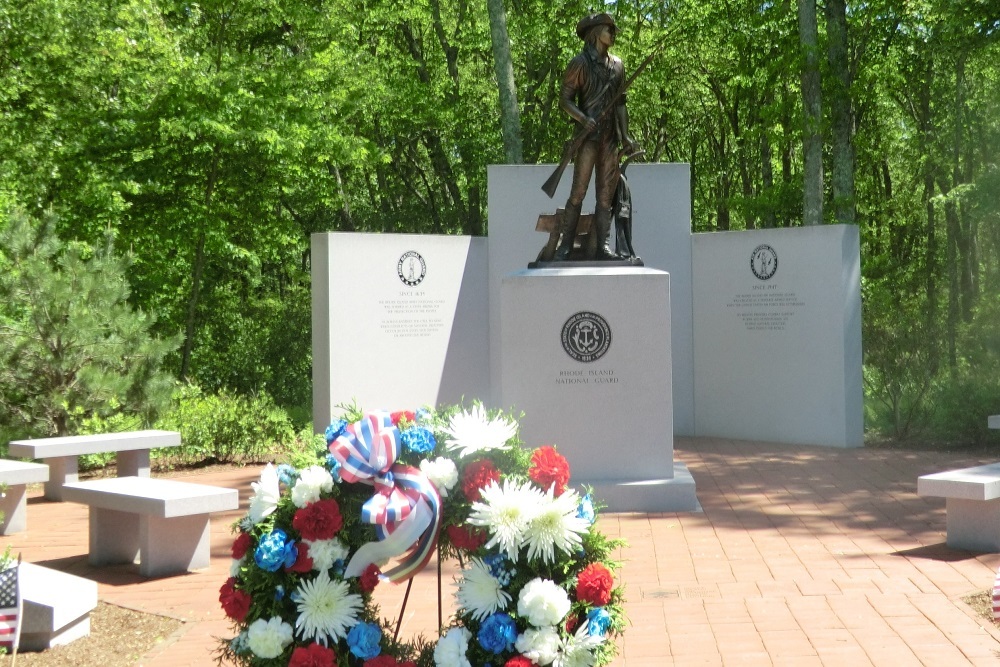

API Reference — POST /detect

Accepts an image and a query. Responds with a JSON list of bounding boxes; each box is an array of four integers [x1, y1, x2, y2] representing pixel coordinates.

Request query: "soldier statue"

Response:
[[553, 13, 640, 262]]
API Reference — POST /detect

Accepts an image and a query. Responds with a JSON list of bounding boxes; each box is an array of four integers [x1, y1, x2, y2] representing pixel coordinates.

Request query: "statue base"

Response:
[[528, 257, 644, 269], [499, 267, 697, 512]]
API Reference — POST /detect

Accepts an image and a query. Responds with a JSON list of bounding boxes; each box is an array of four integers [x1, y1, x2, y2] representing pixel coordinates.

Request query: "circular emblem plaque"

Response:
[[397, 251, 426, 286], [750, 244, 778, 281], [561, 312, 612, 363]]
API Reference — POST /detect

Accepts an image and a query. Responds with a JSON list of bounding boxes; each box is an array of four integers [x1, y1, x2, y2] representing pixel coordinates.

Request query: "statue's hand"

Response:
[[623, 138, 641, 155], [582, 116, 598, 133]]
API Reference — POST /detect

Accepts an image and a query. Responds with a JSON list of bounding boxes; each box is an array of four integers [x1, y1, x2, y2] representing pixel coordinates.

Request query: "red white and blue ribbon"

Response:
[[328, 411, 441, 583]]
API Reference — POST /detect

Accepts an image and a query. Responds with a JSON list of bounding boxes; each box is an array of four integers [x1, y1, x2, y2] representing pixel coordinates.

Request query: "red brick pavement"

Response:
[[3, 437, 1000, 665]]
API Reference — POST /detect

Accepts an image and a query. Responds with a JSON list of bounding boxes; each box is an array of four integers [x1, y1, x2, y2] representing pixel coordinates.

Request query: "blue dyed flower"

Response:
[[401, 426, 437, 455], [577, 494, 596, 524], [275, 463, 297, 487], [586, 607, 613, 637], [325, 453, 343, 481], [478, 613, 517, 654], [274, 585, 285, 602], [347, 621, 382, 659], [254, 529, 297, 572], [415, 406, 433, 423], [325, 419, 348, 444]]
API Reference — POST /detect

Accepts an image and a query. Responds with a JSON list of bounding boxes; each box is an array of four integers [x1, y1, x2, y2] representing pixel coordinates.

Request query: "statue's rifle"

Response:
[[541, 33, 669, 198]]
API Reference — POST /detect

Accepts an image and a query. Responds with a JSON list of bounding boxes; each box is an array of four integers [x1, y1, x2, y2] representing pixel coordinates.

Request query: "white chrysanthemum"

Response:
[[433, 626, 472, 667], [553, 623, 606, 667], [517, 577, 572, 627], [246, 616, 293, 659], [292, 571, 363, 644], [468, 479, 544, 560], [515, 626, 562, 666], [420, 456, 459, 497], [291, 465, 334, 508], [455, 557, 511, 620], [305, 537, 350, 572], [524, 487, 590, 563], [249, 463, 280, 524], [442, 404, 517, 458], [229, 557, 244, 578]]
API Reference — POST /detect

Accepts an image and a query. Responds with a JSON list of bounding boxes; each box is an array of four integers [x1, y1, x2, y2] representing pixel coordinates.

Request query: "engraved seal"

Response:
[[750, 244, 778, 281], [561, 312, 612, 363], [397, 251, 427, 286]]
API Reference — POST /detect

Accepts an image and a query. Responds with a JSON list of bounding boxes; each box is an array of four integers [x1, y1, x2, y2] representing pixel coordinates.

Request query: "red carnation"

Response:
[[360, 563, 381, 593], [529, 445, 571, 495], [462, 459, 501, 501], [576, 562, 614, 606], [365, 657, 417, 667], [446, 524, 487, 551], [289, 642, 337, 666], [293, 498, 343, 541], [219, 577, 252, 622], [505, 657, 534, 667], [286, 541, 313, 573], [231, 531, 252, 560], [390, 410, 416, 426]]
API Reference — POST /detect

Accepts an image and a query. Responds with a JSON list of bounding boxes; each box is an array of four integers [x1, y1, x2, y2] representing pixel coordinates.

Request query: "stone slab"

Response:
[[19, 562, 98, 651], [989, 415, 1000, 429], [62, 476, 238, 517], [918, 463, 1000, 501], [0, 460, 48, 534], [944, 498, 1000, 552], [8, 430, 180, 458]]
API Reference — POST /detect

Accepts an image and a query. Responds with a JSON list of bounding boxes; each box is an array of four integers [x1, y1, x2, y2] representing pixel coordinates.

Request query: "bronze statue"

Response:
[[548, 13, 639, 262]]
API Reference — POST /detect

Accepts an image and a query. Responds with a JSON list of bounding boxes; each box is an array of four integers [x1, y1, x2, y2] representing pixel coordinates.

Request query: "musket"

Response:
[[541, 33, 669, 198]]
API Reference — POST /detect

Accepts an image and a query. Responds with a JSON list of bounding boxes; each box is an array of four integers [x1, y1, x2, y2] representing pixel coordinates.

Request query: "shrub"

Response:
[[153, 384, 300, 466]]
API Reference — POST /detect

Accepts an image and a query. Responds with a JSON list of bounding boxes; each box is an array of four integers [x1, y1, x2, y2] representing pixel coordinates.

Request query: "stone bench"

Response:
[[62, 476, 239, 577], [0, 460, 49, 534], [989, 415, 1000, 430], [8, 430, 181, 501], [918, 462, 1000, 551], [18, 562, 98, 651]]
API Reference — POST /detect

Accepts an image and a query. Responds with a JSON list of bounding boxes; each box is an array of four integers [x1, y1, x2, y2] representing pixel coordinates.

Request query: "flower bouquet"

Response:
[[220, 403, 626, 666]]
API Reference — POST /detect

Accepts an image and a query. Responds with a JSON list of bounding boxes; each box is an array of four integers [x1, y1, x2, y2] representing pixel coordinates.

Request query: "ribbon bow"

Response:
[[328, 411, 441, 583]]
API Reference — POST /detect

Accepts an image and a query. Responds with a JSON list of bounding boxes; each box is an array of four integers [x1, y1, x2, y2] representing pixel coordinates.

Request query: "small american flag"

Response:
[[993, 566, 1000, 621], [0, 556, 21, 655]]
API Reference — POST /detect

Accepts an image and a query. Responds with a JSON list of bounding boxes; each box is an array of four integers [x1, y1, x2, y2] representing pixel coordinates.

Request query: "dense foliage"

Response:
[[1, 0, 998, 440]]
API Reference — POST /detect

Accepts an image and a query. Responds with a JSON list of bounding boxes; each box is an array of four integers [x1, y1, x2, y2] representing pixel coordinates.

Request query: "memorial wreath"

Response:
[[219, 404, 626, 667]]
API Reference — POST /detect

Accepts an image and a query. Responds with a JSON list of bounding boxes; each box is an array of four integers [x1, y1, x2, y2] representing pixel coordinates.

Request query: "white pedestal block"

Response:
[[499, 268, 697, 512]]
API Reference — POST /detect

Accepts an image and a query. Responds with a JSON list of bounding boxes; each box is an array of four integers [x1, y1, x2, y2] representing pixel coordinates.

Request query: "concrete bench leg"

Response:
[[88, 507, 140, 566], [117, 449, 151, 478], [138, 514, 212, 577], [0, 484, 28, 534], [44, 456, 79, 502], [946, 498, 1000, 551]]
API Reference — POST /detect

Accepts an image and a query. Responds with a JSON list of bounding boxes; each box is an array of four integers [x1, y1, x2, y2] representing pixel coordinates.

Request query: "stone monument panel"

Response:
[[692, 225, 863, 448], [312, 232, 489, 431]]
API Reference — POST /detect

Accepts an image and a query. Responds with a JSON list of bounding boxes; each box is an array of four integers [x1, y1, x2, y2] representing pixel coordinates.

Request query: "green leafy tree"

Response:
[[0, 209, 179, 438]]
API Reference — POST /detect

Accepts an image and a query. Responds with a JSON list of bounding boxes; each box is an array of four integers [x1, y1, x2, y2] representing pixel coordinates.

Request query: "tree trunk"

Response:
[[825, 0, 855, 225], [486, 0, 523, 164], [798, 0, 823, 225]]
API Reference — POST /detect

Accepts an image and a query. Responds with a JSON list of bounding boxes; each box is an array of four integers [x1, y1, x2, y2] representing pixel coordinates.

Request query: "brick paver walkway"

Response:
[[3, 437, 1000, 665]]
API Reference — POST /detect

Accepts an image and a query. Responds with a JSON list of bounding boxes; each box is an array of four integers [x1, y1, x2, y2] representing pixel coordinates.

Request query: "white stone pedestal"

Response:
[[499, 268, 697, 512]]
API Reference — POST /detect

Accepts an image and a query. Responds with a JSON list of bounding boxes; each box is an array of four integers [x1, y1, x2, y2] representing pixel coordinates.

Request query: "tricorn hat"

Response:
[[576, 13, 617, 40]]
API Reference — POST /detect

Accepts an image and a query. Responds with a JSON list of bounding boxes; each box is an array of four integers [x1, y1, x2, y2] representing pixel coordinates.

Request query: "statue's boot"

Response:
[[594, 207, 619, 260], [553, 202, 582, 261]]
